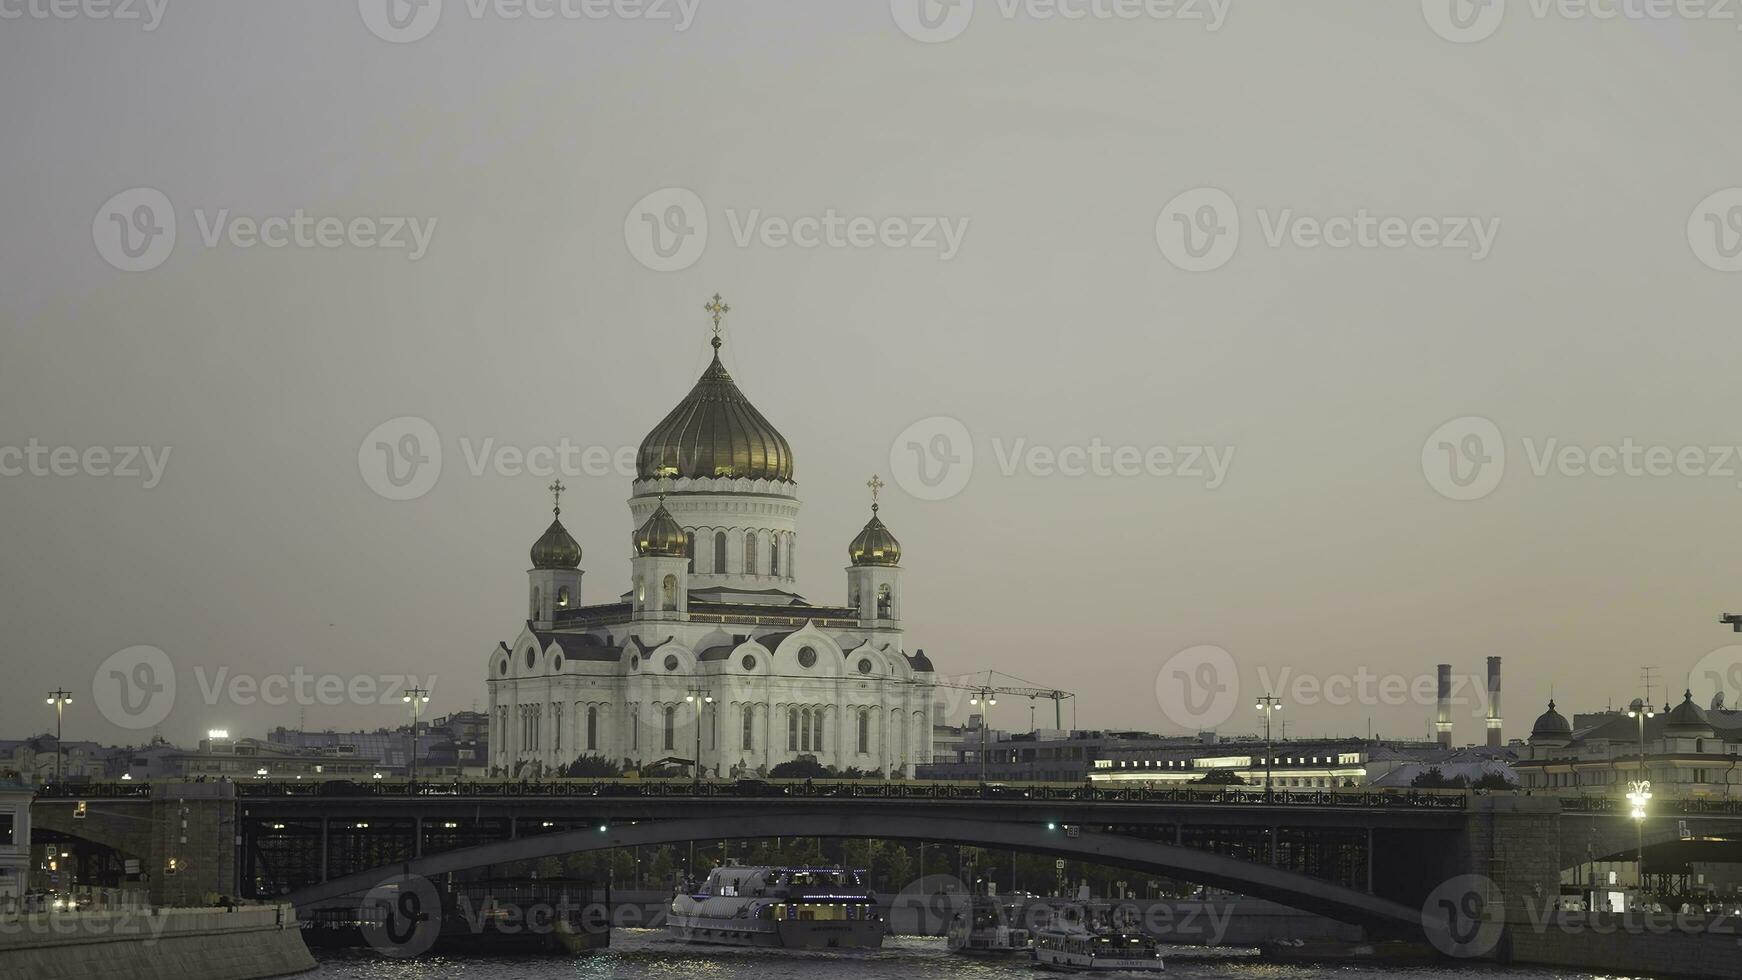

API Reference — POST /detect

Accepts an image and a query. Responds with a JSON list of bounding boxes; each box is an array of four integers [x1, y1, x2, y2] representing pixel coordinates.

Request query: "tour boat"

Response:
[[1032, 924, 1165, 971], [946, 897, 1032, 956], [667, 866, 885, 949]]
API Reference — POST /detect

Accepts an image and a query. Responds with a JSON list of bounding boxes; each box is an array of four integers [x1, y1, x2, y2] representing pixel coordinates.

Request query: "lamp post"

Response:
[[685, 687, 714, 785], [969, 688, 997, 783], [403, 686, 430, 781], [1255, 695, 1282, 801], [45, 689, 72, 782], [1626, 697, 1655, 896]]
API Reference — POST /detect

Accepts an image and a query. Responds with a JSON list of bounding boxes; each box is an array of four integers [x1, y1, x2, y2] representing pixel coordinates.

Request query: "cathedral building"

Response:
[[486, 298, 939, 778]]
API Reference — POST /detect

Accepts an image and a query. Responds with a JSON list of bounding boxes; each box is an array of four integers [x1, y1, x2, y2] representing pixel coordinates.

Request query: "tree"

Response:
[[1410, 767, 1468, 789], [1196, 769, 1246, 785], [1471, 772, 1516, 791], [770, 757, 830, 780], [557, 754, 624, 778]]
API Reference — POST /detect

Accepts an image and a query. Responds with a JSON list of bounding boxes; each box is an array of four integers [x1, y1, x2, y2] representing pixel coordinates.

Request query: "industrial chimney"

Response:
[[1486, 656, 1503, 748], [1435, 663, 1453, 749]]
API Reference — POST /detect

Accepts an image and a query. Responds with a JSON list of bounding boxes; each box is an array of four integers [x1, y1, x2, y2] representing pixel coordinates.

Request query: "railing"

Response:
[[32, 782, 152, 800], [227, 777, 1468, 810], [1557, 794, 1742, 815]]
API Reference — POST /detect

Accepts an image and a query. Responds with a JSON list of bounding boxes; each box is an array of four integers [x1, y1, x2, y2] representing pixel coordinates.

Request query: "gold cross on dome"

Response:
[[867, 475, 885, 510], [549, 479, 566, 515], [704, 293, 730, 335]]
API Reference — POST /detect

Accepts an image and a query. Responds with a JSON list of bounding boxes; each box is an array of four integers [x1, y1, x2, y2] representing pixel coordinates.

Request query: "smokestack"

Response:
[[1436, 664, 1453, 749], [1486, 656, 1503, 748]]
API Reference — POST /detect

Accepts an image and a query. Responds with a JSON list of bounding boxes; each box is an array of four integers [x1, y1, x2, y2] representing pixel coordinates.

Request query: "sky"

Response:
[[4, 1, 1742, 749]]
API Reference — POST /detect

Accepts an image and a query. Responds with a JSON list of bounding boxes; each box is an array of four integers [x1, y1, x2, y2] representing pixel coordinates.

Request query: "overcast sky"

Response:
[[5, 1, 1742, 749]]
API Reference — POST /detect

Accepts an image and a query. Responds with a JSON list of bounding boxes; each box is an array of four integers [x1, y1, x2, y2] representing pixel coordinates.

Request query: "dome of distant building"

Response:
[[1529, 700, 1571, 742]]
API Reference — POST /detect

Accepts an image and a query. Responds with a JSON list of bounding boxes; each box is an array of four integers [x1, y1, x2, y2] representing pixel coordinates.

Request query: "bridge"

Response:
[[29, 780, 1742, 945]]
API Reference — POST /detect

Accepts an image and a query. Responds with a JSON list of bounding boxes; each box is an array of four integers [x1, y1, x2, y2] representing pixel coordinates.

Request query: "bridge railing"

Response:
[[32, 782, 152, 800], [224, 778, 1468, 809], [1558, 794, 1742, 815]]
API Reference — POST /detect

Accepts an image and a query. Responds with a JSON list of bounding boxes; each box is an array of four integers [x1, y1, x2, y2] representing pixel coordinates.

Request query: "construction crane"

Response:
[[928, 671, 1075, 781]]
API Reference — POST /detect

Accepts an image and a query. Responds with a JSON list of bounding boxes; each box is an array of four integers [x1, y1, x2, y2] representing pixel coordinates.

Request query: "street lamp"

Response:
[[969, 689, 998, 783], [1255, 695, 1283, 801], [403, 686, 430, 781], [684, 688, 714, 785], [1626, 697, 1656, 895], [45, 689, 72, 782]]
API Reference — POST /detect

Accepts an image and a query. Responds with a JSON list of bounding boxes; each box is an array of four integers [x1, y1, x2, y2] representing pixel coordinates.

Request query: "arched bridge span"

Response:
[[285, 812, 1426, 931]]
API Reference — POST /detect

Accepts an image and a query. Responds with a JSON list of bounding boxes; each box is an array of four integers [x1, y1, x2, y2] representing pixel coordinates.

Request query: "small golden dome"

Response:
[[849, 505, 901, 566], [531, 518, 581, 569], [635, 501, 687, 557]]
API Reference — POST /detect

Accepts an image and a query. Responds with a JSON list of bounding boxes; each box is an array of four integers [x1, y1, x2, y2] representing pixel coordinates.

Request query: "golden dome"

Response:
[[635, 336, 794, 483], [531, 516, 581, 569], [635, 500, 687, 557], [849, 505, 901, 566]]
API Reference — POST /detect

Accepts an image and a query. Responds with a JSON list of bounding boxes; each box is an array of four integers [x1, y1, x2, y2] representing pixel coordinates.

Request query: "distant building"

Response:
[[1516, 693, 1742, 798], [917, 726, 1477, 788], [1087, 737, 1465, 789], [0, 735, 106, 782], [0, 779, 30, 904]]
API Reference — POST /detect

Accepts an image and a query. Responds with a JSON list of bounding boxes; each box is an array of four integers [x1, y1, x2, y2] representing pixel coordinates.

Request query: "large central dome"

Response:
[[636, 338, 794, 483]]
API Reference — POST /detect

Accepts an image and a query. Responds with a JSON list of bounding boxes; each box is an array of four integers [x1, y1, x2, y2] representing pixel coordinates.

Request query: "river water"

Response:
[[306, 930, 1628, 979]]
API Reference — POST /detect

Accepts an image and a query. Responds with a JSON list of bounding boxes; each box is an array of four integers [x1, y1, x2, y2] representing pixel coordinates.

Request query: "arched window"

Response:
[[815, 709, 825, 752], [586, 706, 598, 751], [556, 586, 569, 608], [662, 574, 677, 608], [801, 707, 812, 752], [663, 705, 676, 751], [742, 705, 755, 751], [636, 577, 645, 604], [745, 531, 758, 575], [877, 584, 893, 619], [857, 709, 870, 755], [631, 707, 639, 750], [787, 707, 799, 751], [685, 531, 696, 573], [714, 531, 727, 574], [770, 535, 779, 576], [531, 587, 541, 619]]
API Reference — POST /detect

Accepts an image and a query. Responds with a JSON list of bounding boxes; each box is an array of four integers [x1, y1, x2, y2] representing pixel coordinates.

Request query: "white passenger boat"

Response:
[[667, 866, 885, 949], [1032, 924, 1165, 971]]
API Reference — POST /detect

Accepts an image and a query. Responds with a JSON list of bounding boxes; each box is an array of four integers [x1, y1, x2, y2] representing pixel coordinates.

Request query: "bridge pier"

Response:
[[32, 783, 238, 907]]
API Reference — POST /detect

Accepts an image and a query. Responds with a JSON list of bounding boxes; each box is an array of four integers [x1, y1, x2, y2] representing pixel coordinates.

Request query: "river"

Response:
[[305, 930, 1625, 979]]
